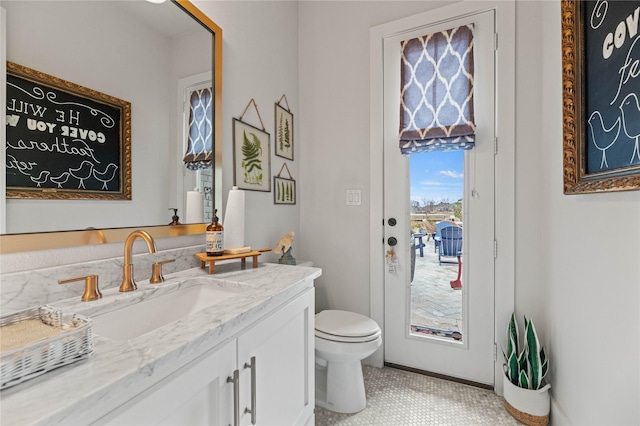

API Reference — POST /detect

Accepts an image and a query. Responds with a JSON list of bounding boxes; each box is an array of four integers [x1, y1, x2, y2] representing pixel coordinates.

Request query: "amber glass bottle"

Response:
[[206, 209, 224, 256]]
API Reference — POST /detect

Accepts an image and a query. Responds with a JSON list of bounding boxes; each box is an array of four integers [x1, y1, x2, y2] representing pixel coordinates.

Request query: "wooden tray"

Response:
[[195, 248, 271, 274]]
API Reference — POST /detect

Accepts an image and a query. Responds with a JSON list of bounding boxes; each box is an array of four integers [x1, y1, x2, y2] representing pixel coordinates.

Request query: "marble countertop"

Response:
[[0, 263, 321, 425]]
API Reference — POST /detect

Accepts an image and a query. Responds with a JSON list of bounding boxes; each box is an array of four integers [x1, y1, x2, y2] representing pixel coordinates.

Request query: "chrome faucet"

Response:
[[120, 230, 157, 292]]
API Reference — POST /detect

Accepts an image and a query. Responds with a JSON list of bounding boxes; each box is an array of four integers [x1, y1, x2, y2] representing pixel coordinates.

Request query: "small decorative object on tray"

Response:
[[0, 305, 93, 390]]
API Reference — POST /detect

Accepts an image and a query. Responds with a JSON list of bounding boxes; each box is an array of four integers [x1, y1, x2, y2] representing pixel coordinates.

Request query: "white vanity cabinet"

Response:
[[99, 339, 236, 425], [96, 287, 315, 426], [237, 287, 315, 426]]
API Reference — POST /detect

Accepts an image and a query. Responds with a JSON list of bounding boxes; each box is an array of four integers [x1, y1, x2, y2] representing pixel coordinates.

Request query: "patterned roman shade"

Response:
[[183, 87, 213, 170], [399, 25, 475, 154]]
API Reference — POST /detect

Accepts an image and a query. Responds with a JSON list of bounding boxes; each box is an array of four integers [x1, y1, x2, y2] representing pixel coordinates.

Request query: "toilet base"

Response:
[[315, 360, 367, 414]]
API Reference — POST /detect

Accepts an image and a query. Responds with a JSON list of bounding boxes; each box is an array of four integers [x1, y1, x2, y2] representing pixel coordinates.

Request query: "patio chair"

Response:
[[439, 225, 463, 265], [414, 231, 426, 257], [433, 221, 453, 253]]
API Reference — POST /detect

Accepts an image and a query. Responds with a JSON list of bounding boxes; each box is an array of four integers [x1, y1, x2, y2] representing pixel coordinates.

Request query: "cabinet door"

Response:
[[237, 289, 315, 426], [98, 339, 236, 426]]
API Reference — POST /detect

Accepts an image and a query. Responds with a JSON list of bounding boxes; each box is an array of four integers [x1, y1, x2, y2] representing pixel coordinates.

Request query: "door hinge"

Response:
[[493, 240, 498, 259], [493, 343, 498, 362], [494, 32, 498, 51], [494, 137, 498, 155]]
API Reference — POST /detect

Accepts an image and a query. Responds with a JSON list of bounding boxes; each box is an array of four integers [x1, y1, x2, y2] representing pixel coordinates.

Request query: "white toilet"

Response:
[[315, 310, 382, 414]]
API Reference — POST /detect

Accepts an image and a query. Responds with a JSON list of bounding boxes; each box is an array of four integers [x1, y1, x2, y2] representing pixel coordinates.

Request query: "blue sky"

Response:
[[410, 151, 464, 204]]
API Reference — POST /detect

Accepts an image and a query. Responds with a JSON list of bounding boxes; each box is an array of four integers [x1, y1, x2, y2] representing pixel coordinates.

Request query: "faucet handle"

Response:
[[59, 274, 102, 302], [150, 259, 175, 284]]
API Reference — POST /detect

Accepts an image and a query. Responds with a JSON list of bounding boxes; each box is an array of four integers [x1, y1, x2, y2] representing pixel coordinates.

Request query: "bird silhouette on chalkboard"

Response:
[[50, 172, 71, 188], [588, 110, 620, 170], [93, 163, 118, 190], [68, 161, 94, 189], [30, 171, 50, 187], [619, 93, 640, 165]]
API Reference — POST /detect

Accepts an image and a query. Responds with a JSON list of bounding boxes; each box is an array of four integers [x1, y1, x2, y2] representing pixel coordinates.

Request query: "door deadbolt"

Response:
[[387, 237, 397, 246], [387, 218, 397, 226]]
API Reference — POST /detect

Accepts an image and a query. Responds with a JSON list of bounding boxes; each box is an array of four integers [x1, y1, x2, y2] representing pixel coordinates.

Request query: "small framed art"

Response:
[[274, 176, 296, 205], [233, 118, 271, 192], [273, 163, 296, 204], [274, 103, 294, 160]]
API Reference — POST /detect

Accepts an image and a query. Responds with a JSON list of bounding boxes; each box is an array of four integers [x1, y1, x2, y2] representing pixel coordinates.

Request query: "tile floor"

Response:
[[315, 366, 520, 426]]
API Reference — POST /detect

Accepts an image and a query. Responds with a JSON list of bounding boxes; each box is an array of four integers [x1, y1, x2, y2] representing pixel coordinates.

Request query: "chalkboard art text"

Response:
[[585, 1, 640, 175], [5, 62, 131, 200]]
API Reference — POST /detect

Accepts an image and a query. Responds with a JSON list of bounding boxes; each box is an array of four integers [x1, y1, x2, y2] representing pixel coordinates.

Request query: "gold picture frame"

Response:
[[5, 61, 132, 200], [561, 0, 640, 194]]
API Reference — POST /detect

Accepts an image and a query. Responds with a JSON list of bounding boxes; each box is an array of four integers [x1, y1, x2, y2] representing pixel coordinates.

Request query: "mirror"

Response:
[[0, 0, 222, 251]]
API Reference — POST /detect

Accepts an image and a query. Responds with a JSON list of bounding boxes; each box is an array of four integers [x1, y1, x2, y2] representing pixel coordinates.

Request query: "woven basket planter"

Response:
[[503, 374, 550, 426]]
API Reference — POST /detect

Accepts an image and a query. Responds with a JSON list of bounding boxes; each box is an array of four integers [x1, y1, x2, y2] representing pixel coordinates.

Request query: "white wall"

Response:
[[538, 2, 640, 424], [514, 0, 545, 327], [298, 0, 450, 314], [193, 1, 300, 262]]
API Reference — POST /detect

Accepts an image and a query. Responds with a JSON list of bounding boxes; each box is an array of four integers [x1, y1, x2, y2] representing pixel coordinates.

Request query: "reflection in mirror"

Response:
[[1, 0, 221, 238]]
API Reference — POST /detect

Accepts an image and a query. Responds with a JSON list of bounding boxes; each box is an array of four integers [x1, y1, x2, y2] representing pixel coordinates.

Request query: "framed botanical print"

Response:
[[274, 103, 294, 160], [274, 176, 296, 205], [273, 163, 296, 205], [233, 118, 271, 192]]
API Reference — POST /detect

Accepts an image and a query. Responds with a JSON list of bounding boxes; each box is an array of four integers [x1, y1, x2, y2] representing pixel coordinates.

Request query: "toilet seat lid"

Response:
[[315, 328, 381, 343], [315, 310, 380, 338]]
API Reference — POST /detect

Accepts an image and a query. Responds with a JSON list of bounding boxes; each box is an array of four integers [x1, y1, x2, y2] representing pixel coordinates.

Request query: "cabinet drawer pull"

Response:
[[244, 356, 257, 425], [226, 369, 240, 426]]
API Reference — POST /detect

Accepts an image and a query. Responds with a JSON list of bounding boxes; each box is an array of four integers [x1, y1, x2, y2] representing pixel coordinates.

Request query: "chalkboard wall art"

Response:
[[562, 0, 640, 194], [5, 61, 131, 200]]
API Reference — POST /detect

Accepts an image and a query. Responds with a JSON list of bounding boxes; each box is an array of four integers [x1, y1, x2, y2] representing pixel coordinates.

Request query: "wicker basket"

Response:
[[504, 398, 550, 426], [0, 305, 93, 390]]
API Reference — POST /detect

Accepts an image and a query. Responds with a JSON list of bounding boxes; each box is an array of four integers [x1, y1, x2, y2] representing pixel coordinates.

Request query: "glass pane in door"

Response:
[[409, 150, 464, 342]]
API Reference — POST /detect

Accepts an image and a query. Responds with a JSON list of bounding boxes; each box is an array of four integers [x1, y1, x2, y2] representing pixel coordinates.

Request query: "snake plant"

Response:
[[503, 313, 549, 390]]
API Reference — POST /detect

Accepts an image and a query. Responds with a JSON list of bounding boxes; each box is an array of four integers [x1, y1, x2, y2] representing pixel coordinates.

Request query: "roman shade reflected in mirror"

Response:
[[183, 87, 213, 170]]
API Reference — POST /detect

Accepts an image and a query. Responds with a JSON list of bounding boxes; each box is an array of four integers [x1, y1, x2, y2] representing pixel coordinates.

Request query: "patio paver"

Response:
[[411, 238, 463, 334]]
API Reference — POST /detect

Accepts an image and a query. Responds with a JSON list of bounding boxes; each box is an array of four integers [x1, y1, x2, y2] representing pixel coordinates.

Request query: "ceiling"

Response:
[[116, 0, 202, 40]]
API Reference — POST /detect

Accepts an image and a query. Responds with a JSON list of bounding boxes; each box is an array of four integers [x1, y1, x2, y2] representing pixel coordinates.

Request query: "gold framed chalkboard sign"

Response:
[[562, 1, 640, 194], [5, 62, 131, 200]]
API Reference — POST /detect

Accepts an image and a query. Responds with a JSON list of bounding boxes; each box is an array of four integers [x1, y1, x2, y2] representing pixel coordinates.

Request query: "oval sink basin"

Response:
[[92, 282, 245, 341]]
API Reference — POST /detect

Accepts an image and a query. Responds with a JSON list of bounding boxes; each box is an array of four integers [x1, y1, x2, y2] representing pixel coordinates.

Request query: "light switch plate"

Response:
[[346, 189, 361, 206]]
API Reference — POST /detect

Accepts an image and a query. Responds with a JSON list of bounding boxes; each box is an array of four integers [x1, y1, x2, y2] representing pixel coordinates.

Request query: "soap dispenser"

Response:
[[206, 209, 224, 256], [168, 208, 181, 225]]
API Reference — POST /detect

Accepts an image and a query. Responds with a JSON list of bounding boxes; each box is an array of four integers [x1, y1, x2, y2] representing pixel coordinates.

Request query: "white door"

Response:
[[383, 10, 496, 385]]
